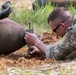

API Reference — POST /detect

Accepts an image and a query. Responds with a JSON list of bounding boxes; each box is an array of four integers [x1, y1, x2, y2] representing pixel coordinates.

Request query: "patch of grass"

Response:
[[9, 3, 76, 34], [67, 4, 76, 15], [9, 3, 54, 34]]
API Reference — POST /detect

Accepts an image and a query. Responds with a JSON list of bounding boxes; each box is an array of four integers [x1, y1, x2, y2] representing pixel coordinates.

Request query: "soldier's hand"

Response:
[[24, 32, 40, 46], [28, 46, 41, 55]]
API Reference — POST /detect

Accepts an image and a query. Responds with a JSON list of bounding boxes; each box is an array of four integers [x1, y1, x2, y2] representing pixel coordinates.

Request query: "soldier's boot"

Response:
[[0, 7, 12, 19], [2, 1, 11, 9], [0, 1, 13, 19]]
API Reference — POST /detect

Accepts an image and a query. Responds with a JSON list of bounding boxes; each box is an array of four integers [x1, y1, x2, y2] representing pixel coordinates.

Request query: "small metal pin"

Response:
[[28, 22, 31, 29]]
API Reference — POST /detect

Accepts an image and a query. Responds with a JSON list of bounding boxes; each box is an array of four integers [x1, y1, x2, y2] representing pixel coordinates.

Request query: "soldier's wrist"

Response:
[[34, 40, 41, 47]]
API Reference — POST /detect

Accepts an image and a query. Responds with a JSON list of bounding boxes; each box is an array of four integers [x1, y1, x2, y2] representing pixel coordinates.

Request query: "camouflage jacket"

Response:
[[46, 16, 76, 60]]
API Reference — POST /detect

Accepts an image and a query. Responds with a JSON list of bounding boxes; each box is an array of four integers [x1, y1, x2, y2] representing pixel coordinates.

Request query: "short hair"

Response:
[[47, 7, 72, 23]]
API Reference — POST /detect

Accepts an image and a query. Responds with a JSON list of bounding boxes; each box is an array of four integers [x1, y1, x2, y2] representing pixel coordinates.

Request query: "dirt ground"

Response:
[[0, 0, 58, 70], [0, 0, 61, 71], [0, 32, 60, 70], [0, 0, 63, 70], [1, 1, 76, 74]]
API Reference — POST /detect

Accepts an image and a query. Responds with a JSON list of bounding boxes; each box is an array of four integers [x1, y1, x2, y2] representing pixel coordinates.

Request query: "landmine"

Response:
[[0, 18, 26, 54]]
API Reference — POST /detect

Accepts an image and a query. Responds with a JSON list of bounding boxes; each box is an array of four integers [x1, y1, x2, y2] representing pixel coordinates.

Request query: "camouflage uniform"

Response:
[[46, 16, 76, 60]]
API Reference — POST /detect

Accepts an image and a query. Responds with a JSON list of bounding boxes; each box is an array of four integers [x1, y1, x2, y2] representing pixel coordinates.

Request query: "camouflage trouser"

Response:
[[46, 24, 76, 60]]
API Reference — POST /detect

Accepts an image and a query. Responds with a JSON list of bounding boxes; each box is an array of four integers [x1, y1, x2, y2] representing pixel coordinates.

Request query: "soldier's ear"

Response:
[[60, 23, 66, 28]]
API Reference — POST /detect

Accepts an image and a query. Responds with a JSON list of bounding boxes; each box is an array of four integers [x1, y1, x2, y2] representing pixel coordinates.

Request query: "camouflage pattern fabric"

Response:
[[46, 16, 76, 60]]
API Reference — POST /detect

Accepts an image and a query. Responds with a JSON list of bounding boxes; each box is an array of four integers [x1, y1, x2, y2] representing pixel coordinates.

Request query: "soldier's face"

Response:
[[49, 20, 67, 37]]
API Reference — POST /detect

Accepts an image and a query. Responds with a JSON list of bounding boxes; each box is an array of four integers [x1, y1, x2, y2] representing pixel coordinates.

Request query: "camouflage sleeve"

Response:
[[46, 25, 76, 60]]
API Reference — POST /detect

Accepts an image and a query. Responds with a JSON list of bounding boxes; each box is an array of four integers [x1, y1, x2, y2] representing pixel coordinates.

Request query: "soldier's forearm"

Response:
[[34, 40, 46, 55]]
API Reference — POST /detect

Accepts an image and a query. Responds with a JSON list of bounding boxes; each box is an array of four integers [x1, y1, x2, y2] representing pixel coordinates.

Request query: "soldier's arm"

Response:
[[45, 25, 76, 60], [25, 26, 76, 60]]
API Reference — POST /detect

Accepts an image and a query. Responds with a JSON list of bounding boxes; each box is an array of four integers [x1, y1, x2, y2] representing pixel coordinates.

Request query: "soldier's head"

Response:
[[48, 7, 73, 37]]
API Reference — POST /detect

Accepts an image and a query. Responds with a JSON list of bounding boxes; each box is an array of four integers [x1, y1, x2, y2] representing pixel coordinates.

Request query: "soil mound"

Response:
[[0, 32, 60, 70]]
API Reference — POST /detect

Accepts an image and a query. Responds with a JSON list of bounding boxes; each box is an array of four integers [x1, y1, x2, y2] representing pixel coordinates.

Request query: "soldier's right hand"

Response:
[[28, 46, 41, 55]]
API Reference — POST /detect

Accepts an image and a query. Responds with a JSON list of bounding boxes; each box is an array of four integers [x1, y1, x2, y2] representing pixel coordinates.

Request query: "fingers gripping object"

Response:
[[26, 22, 34, 52], [0, 20, 35, 54], [25, 22, 43, 56]]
